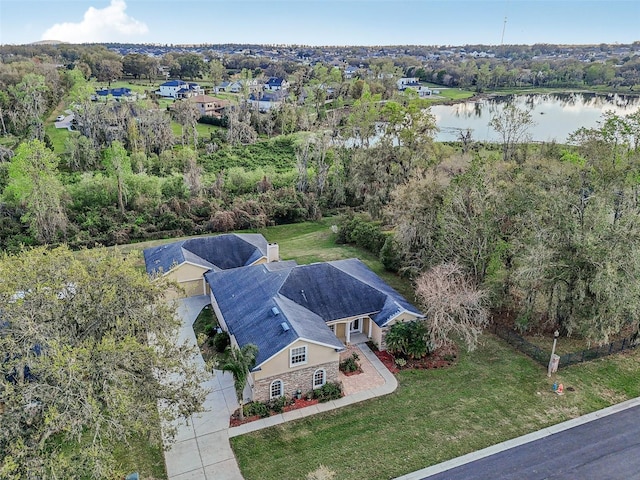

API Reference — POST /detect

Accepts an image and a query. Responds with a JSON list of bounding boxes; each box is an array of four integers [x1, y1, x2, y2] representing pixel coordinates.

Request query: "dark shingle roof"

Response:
[[205, 258, 422, 367], [143, 233, 268, 276]]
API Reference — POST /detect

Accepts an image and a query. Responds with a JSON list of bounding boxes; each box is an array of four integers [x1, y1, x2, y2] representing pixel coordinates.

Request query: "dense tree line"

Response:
[[1, 44, 640, 347]]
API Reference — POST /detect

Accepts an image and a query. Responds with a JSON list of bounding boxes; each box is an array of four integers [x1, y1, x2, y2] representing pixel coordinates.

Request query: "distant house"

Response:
[[214, 81, 232, 93], [344, 66, 359, 79], [189, 95, 229, 118], [215, 78, 260, 94], [94, 87, 143, 101], [143, 234, 279, 298], [248, 91, 287, 112], [206, 258, 423, 402], [264, 77, 289, 91], [397, 77, 421, 91], [415, 85, 432, 97], [157, 80, 204, 99]]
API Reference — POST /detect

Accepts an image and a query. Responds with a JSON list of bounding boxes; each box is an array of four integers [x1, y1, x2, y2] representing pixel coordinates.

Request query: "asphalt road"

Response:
[[423, 405, 640, 480]]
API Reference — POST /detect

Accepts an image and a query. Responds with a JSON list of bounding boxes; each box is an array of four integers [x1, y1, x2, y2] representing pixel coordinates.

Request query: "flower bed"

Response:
[[230, 397, 321, 427], [374, 344, 458, 373]]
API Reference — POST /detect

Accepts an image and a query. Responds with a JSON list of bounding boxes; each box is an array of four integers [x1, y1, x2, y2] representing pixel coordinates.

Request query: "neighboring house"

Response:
[[415, 85, 432, 97], [206, 258, 423, 402], [264, 77, 289, 91], [157, 80, 204, 99], [214, 81, 232, 93], [397, 77, 421, 91], [94, 87, 145, 101], [216, 79, 260, 94], [189, 95, 229, 118], [248, 91, 287, 112], [344, 66, 358, 79], [143, 234, 279, 298]]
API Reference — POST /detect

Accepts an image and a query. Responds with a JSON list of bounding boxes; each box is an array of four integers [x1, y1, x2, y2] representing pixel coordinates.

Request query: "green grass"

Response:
[[45, 123, 70, 154], [231, 338, 640, 480], [430, 87, 476, 102]]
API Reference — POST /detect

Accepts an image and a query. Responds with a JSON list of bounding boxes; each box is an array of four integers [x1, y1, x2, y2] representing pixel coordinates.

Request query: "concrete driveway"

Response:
[[163, 295, 243, 480]]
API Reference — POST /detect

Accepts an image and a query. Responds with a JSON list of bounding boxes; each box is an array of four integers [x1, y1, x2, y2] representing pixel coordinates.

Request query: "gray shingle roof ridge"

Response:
[[328, 258, 422, 316], [180, 246, 216, 269], [232, 233, 268, 255]]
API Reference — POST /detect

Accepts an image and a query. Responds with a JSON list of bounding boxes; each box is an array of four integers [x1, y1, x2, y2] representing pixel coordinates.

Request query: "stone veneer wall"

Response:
[[252, 361, 339, 403]]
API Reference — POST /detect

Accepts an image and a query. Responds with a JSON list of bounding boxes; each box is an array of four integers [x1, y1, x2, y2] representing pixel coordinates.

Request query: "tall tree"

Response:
[[7, 73, 48, 139], [3, 140, 67, 243], [171, 99, 200, 148], [0, 246, 208, 479], [102, 140, 132, 215], [94, 58, 123, 87]]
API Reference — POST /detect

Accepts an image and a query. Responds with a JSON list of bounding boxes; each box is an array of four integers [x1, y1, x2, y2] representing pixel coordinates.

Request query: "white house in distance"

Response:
[[264, 77, 289, 91], [157, 80, 204, 99], [397, 77, 421, 91]]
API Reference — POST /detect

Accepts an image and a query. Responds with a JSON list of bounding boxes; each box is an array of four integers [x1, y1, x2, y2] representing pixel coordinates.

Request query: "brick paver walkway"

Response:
[[339, 344, 385, 396]]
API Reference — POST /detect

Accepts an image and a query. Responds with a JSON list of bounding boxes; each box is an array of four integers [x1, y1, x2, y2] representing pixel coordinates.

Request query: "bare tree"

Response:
[[489, 104, 535, 163], [415, 263, 489, 351], [172, 99, 200, 148], [182, 148, 203, 197]]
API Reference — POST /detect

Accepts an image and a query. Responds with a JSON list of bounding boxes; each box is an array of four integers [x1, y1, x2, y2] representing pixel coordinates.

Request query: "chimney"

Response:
[[267, 243, 279, 262]]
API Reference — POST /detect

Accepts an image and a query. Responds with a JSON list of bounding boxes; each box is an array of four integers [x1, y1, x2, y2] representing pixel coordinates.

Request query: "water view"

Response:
[[432, 92, 640, 143]]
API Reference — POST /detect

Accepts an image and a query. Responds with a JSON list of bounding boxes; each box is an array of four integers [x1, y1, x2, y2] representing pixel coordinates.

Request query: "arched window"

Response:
[[312, 369, 326, 389], [270, 379, 283, 399]]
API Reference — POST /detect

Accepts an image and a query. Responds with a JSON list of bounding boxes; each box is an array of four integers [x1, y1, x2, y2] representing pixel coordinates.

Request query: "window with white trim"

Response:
[[290, 345, 307, 366], [313, 369, 326, 389], [270, 379, 283, 399]]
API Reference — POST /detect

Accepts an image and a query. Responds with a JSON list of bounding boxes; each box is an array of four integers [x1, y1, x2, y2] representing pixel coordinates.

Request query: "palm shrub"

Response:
[[385, 321, 431, 359], [216, 344, 258, 420]]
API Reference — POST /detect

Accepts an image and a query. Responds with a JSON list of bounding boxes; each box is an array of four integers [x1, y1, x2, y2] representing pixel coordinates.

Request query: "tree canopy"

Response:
[[0, 246, 208, 479]]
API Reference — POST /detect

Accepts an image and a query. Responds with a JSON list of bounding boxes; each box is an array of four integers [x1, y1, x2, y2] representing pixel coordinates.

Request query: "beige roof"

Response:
[[190, 95, 228, 105]]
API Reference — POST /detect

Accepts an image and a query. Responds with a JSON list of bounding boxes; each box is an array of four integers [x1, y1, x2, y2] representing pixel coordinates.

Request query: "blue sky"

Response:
[[1, 0, 638, 46]]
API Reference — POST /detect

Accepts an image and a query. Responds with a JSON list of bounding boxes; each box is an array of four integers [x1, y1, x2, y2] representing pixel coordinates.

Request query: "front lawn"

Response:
[[231, 337, 640, 480]]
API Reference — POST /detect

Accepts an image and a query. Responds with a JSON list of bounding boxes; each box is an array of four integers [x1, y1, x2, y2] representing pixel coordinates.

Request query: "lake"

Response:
[[431, 92, 640, 143]]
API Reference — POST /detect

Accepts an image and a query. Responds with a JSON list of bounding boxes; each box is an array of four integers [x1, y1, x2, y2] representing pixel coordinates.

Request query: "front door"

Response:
[[350, 318, 361, 333]]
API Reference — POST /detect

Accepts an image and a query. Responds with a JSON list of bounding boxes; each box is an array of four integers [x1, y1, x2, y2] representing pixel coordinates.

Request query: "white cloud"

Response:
[[41, 0, 148, 43]]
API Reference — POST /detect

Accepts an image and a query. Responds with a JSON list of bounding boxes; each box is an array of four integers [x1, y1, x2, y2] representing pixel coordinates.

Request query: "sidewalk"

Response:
[[228, 343, 397, 438]]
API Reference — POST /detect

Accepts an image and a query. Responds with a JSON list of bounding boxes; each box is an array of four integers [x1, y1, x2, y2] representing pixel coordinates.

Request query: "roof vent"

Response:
[[301, 289, 308, 302], [272, 306, 280, 316], [280, 322, 290, 332]]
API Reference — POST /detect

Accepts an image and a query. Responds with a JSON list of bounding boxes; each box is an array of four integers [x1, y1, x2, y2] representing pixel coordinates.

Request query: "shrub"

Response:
[[385, 321, 430, 359], [339, 353, 360, 373], [394, 357, 407, 368], [379, 235, 402, 273], [244, 401, 270, 418], [266, 395, 288, 414], [213, 331, 230, 353], [336, 214, 386, 255], [312, 382, 342, 402]]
